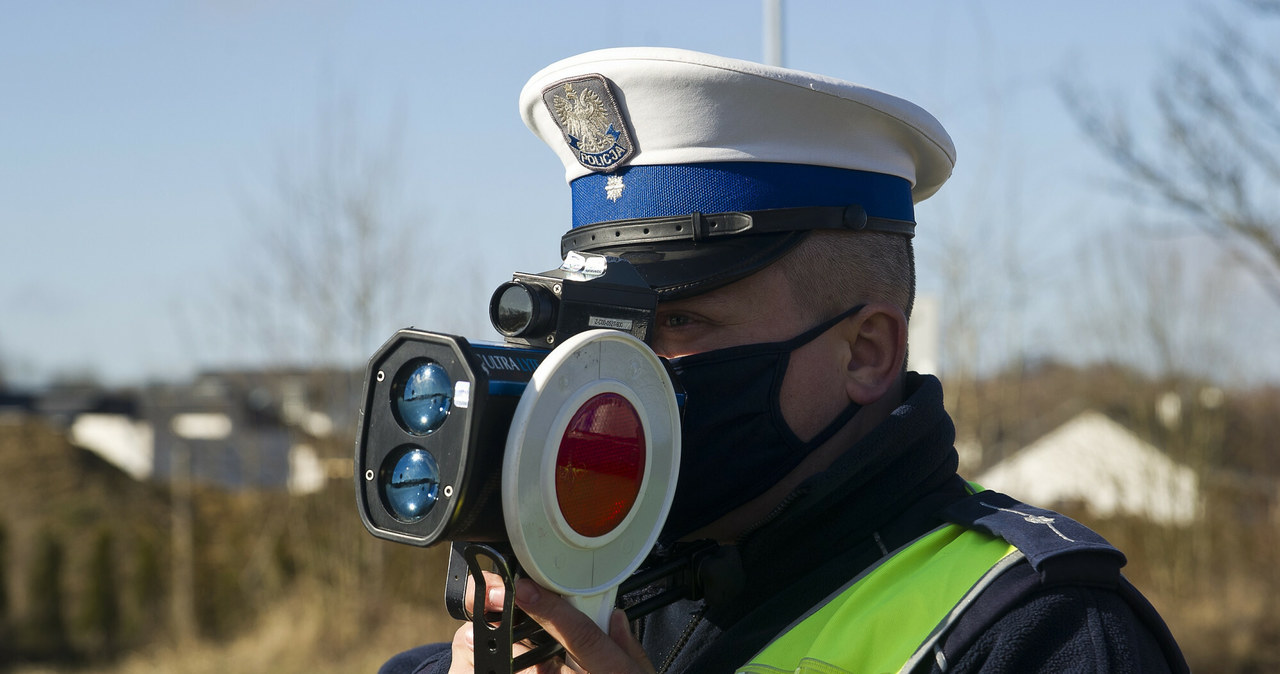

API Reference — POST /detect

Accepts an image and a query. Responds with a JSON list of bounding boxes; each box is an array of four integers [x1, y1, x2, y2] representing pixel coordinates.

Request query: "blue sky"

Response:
[[3, 1, 1276, 387]]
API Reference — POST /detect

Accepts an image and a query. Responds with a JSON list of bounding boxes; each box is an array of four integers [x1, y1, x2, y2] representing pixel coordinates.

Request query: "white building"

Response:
[[70, 413, 155, 480], [975, 411, 1200, 526]]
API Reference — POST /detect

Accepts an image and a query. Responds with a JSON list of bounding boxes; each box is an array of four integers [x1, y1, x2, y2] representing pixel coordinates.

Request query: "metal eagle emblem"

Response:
[[542, 75, 634, 173]]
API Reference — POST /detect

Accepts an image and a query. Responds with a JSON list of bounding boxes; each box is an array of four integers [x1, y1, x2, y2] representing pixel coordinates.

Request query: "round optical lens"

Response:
[[494, 284, 534, 335], [393, 360, 452, 435], [379, 446, 441, 523]]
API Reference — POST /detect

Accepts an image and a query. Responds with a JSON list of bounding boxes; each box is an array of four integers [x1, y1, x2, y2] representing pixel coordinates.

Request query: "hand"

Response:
[[448, 573, 655, 674]]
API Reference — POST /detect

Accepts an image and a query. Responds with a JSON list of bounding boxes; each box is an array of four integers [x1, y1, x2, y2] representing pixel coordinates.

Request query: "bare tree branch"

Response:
[[226, 94, 440, 370], [1058, 1, 1280, 307]]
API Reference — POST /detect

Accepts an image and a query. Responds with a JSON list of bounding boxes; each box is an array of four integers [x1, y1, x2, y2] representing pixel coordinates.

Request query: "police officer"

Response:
[[383, 47, 1188, 674]]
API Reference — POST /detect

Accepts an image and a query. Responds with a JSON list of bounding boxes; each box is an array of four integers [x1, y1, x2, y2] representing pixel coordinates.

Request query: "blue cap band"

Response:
[[570, 162, 914, 228]]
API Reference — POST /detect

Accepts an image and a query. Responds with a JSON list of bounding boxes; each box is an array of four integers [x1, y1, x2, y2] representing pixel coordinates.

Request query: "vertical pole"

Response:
[[763, 0, 784, 67]]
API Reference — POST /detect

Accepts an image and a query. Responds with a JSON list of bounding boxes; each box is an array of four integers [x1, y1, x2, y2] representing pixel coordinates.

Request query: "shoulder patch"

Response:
[[542, 74, 635, 173], [942, 490, 1126, 578]]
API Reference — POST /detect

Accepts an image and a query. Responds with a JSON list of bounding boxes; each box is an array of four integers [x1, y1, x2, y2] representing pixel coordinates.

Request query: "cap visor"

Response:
[[578, 232, 808, 300]]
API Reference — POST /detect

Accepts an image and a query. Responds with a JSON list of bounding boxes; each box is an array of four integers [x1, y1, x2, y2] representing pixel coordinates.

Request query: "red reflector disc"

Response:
[[555, 392, 646, 538]]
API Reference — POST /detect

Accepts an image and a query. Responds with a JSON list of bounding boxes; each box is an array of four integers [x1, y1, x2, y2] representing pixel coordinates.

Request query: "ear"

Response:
[[841, 303, 908, 405]]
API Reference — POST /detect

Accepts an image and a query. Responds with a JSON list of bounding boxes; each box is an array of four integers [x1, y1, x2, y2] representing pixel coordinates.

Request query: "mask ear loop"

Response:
[[769, 303, 869, 449], [667, 304, 869, 372], [778, 303, 868, 352], [791, 400, 862, 449]]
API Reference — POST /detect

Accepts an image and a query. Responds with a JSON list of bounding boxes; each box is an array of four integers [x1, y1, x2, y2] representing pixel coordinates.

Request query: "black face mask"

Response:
[[660, 304, 867, 542]]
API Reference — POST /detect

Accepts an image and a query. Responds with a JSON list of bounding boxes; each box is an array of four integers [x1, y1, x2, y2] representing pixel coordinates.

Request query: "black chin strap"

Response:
[[561, 205, 915, 257]]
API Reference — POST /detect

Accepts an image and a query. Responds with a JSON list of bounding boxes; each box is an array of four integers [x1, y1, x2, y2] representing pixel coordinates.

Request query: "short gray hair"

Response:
[[777, 230, 916, 322]]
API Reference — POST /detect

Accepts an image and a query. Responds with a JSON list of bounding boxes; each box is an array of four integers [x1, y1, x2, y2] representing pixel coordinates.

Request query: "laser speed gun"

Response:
[[354, 254, 691, 671]]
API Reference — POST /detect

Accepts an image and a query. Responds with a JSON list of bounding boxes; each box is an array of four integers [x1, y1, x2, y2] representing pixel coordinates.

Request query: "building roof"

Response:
[[975, 411, 1199, 525]]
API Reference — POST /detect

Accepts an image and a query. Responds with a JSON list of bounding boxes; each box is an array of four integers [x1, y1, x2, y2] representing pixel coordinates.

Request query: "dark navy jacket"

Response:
[[380, 374, 1187, 673]]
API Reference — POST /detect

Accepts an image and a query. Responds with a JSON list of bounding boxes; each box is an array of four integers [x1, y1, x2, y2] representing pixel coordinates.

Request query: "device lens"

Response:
[[493, 283, 535, 335], [392, 359, 452, 435], [380, 446, 441, 523]]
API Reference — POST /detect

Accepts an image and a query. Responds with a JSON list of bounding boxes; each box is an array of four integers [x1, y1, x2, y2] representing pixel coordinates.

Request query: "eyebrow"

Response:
[[657, 295, 742, 320]]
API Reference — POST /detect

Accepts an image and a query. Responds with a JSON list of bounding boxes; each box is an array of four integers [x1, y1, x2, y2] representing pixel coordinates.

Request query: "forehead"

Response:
[[658, 261, 800, 318]]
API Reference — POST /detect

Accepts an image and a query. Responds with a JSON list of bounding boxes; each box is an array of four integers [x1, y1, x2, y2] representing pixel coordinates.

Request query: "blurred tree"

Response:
[[1070, 231, 1240, 384], [1059, 213, 1278, 670], [180, 91, 474, 645], [170, 442, 197, 644], [0, 523, 10, 663], [224, 95, 438, 370], [82, 528, 121, 659], [25, 530, 71, 660], [1061, 0, 1280, 306], [130, 532, 163, 637]]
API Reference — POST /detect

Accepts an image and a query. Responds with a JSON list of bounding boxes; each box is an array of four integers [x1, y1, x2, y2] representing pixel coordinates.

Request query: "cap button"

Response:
[[842, 205, 869, 230]]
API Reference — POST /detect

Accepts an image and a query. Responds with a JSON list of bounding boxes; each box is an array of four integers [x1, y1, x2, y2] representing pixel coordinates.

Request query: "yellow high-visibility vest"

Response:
[[736, 524, 1021, 674]]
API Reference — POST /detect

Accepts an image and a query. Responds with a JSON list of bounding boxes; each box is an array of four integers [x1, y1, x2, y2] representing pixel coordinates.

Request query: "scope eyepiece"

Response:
[[487, 256, 658, 348], [490, 281, 558, 338]]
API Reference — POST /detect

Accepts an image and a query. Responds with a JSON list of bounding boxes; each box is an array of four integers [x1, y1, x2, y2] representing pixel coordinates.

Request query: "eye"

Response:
[[659, 313, 696, 329]]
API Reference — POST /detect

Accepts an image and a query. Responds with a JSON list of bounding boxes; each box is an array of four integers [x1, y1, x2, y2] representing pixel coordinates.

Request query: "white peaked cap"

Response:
[[519, 47, 957, 298]]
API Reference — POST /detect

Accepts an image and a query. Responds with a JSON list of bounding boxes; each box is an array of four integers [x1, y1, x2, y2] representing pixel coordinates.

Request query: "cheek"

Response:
[[778, 339, 851, 442]]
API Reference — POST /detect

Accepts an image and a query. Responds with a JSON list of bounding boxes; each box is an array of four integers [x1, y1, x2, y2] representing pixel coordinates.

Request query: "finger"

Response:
[[452, 616, 552, 674], [458, 619, 552, 670], [464, 570, 510, 615], [514, 579, 651, 674], [447, 623, 474, 674], [609, 609, 654, 670]]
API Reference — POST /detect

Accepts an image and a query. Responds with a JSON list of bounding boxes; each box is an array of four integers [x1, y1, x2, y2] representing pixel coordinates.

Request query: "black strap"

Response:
[[560, 205, 915, 256]]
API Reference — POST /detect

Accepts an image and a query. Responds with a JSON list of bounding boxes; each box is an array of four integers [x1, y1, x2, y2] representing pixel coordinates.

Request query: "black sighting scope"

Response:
[[487, 251, 657, 348]]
